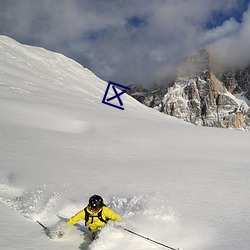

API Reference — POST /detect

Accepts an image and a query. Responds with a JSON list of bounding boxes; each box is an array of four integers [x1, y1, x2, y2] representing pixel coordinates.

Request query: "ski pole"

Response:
[[37, 220, 48, 231], [122, 227, 180, 250]]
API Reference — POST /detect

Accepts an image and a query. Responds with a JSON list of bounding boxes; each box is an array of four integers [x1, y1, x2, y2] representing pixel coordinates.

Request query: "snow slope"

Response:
[[0, 35, 250, 250]]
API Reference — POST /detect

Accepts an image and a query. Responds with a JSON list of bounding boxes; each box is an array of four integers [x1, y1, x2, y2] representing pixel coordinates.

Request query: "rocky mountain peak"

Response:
[[127, 49, 250, 130], [177, 49, 210, 78]]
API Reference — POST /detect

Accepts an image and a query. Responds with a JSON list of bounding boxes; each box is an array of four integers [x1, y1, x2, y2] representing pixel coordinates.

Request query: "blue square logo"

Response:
[[102, 81, 130, 110]]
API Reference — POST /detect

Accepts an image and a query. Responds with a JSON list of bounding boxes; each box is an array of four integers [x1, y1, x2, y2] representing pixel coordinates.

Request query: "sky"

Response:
[[0, 0, 249, 88]]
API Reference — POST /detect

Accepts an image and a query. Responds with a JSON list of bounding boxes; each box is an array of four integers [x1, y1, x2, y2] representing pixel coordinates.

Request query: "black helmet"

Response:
[[89, 195, 104, 210]]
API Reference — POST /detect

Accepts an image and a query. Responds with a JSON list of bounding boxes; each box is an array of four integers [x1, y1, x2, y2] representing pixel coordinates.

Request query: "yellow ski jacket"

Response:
[[67, 206, 121, 233]]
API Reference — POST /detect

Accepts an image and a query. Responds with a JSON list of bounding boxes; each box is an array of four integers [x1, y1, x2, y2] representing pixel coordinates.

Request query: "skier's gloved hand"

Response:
[[56, 230, 64, 238], [55, 223, 71, 238]]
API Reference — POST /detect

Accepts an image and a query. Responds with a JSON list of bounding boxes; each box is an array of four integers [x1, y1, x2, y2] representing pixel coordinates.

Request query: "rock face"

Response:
[[218, 66, 250, 100], [128, 49, 250, 130]]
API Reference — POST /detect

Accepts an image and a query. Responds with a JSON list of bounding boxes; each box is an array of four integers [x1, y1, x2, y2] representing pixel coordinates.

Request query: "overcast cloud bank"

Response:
[[0, 0, 249, 87]]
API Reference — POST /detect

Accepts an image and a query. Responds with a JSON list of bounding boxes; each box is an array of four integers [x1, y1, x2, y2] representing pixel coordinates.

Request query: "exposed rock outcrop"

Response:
[[128, 49, 250, 130]]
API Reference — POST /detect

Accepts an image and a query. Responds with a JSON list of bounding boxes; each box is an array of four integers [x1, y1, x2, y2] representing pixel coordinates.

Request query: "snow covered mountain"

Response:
[[0, 36, 250, 250], [128, 49, 250, 130]]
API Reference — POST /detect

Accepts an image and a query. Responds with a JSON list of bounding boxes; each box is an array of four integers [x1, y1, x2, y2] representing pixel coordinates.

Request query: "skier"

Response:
[[66, 194, 121, 239]]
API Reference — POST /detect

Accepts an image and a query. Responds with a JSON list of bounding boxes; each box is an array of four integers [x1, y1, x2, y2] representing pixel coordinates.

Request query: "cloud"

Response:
[[209, 4, 250, 69], [200, 18, 240, 45], [0, 0, 249, 87]]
